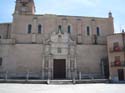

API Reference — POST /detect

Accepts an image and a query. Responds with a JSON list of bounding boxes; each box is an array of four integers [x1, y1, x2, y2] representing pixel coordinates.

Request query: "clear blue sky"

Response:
[[0, 0, 125, 33]]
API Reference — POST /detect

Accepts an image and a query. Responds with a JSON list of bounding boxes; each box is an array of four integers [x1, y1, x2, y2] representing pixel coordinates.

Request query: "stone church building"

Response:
[[0, 0, 124, 82]]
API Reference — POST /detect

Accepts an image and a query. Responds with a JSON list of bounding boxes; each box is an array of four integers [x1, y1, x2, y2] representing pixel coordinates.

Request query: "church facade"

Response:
[[1, 0, 124, 82]]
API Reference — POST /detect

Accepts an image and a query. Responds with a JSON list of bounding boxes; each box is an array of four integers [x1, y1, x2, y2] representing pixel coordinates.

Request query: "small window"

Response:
[[28, 24, 32, 34], [58, 25, 62, 31], [58, 25, 63, 33], [96, 27, 100, 36], [67, 25, 71, 33], [115, 56, 120, 61], [0, 35, 2, 39], [113, 42, 119, 48], [86, 26, 90, 36], [0, 57, 2, 66], [57, 48, 62, 53], [113, 42, 119, 47], [113, 42, 121, 51], [38, 24, 42, 34], [114, 56, 121, 66]]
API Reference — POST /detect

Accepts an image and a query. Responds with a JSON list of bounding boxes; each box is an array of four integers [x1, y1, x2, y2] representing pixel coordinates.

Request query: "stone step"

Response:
[[48, 80, 73, 84]]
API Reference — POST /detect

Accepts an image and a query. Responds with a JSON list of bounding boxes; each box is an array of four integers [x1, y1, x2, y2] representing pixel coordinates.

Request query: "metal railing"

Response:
[[0, 71, 105, 80], [77, 72, 105, 80], [0, 71, 43, 80], [111, 61, 125, 67], [109, 47, 125, 53]]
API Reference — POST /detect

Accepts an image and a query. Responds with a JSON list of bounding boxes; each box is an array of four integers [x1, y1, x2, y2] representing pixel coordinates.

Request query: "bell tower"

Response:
[[14, 0, 35, 15]]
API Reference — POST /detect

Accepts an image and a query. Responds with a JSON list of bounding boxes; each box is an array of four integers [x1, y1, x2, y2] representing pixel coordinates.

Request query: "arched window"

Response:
[[58, 25, 63, 33], [58, 25, 61, 30], [86, 26, 90, 36], [96, 27, 100, 36], [67, 25, 71, 33], [28, 24, 32, 34], [0, 57, 2, 66], [38, 24, 42, 34]]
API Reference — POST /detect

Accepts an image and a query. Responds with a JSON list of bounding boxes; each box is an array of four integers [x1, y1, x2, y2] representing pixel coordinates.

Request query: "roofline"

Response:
[[107, 33, 125, 37], [31, 14, 110, 19], [0, 23, 12, 25]]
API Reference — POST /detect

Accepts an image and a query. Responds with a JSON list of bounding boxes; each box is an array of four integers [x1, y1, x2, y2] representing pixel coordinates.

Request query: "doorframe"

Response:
[[53, 59, 66, 79], [52, 57, 69, 79], [118, 69, 124, 81]]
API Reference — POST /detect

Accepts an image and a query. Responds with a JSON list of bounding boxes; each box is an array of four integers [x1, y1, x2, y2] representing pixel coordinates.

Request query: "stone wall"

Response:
[[12, 14, 114, 44], [1, 44, 43, 74], [0, 44, 107, 79], [0, 23, 11, 39], [77, 45, 107, 74]]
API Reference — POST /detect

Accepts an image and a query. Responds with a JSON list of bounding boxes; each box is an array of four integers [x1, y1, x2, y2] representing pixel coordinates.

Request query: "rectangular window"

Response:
[[57, 48, 62, 53], [113, 42, 120, 51], [115, 56, 120, 61], [114, 56, 121, 66], [0, 57, 2, 66], [113, 42, 119, 47]]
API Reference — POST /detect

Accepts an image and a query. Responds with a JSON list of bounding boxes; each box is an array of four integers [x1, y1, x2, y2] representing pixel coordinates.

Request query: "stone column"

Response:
[[67, 55, 71, 79], [5, 71, 8, 80], [77, 19, 83, 44], [47, 42, 52, 80], [42, 53, 45, 79], [41, 58, 45, 79], [33, 17, 38, 33], [32, 17, 37, 43], [91, 19, 97, 44], [48, 55, 52, 80], [62, 18, 67, 33], [74, 43, 77, 79]]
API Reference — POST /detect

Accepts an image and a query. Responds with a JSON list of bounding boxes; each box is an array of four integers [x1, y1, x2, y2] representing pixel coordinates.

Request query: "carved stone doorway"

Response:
[[53, 59, 66, 79]]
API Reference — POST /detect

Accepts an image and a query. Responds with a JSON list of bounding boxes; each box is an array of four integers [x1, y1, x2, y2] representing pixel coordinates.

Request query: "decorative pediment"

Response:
[[49, 30, 74, 43]]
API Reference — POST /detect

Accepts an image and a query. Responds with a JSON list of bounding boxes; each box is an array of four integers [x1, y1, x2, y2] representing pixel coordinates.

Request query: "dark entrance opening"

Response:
[[101, 58, 109, 79], [53, 59, 66, 79], [118, 69, 124, 81]]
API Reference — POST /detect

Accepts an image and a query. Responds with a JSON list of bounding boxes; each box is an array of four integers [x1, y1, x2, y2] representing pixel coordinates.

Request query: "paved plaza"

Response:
[[0, 83, 125, 93]]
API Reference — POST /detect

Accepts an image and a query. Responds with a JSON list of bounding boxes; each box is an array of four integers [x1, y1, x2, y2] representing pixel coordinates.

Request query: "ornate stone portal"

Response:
[[42, 29, 77, 79]]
